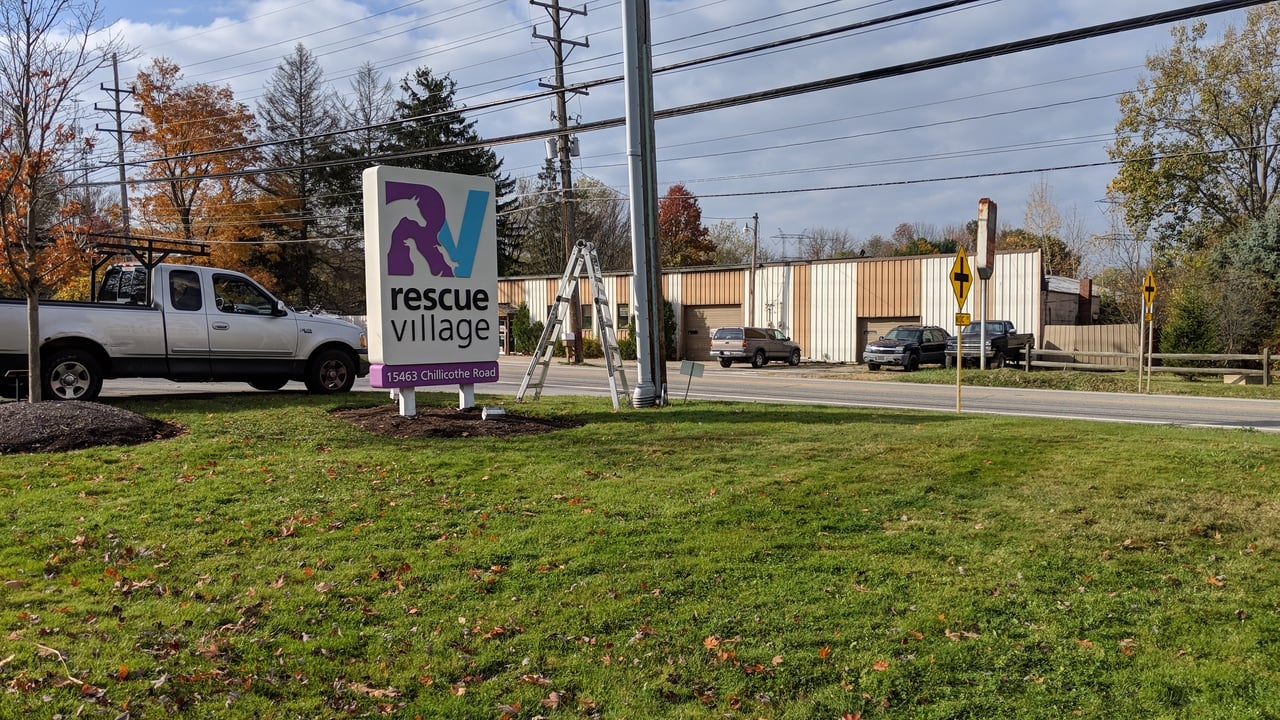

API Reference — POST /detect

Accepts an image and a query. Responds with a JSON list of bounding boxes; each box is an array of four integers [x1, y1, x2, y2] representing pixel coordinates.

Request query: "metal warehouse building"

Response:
[[498, 249, 1076, 364]]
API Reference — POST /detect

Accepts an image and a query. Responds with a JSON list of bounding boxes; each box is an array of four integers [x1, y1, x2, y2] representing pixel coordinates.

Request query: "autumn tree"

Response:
[[710, 220, 775, 265], [131, 59, 262, 271], [383, 66, 520, 275], [1021, 177, 1086, 277], [859, 234, 893, 257], [0, 0, 124, 401], [1109, 6, 1280, 252], [657, 183, 715, 267]]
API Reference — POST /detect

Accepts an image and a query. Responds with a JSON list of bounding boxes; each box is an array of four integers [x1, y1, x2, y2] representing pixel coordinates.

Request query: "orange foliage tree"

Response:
[[131, 58, 263, 272], [0, 0, 124, 401], [657, 183, 716, 267]]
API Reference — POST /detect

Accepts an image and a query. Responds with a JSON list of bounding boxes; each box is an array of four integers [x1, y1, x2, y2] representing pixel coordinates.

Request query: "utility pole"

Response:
[[533, 0, 588, 362], [95, 53, 139, 239], [744, 213, 758, 326], [621, 0, 667, 407]]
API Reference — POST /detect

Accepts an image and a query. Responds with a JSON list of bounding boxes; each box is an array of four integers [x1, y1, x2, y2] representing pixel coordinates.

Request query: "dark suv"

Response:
[[710, 326, 802, 368], [863, 325, 950, 371]]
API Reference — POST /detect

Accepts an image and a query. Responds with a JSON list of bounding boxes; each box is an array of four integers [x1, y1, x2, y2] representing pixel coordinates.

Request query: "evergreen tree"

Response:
[[1161, 263, 1220, 362], [384, 66, 520, 275], [254, 44, 342, 308]]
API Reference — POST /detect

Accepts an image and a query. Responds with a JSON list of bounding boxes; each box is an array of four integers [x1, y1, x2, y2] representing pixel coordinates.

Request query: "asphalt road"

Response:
[[95, 356, 1280, 433]]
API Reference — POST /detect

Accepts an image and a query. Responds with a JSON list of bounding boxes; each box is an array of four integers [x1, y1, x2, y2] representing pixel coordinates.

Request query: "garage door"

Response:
[[857, 317, 919, 362], [683, 305, 741, 360]]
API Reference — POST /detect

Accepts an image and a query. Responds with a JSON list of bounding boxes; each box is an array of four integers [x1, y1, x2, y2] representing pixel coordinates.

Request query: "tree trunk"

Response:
[[25, 291, 41, 402]]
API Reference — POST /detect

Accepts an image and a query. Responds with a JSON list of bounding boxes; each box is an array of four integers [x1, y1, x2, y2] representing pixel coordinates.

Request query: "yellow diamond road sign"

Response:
[[1142, 271, 1157, 309], [951, 247, 973, 308]]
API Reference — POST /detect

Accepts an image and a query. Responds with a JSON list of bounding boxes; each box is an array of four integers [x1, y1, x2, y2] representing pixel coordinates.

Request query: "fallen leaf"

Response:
[[818, 646, 831, 659], [872, 659, 890, 671]]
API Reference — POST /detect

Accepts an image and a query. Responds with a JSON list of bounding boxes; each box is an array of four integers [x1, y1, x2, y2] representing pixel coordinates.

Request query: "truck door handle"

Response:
[[212, 322, 230, 330]]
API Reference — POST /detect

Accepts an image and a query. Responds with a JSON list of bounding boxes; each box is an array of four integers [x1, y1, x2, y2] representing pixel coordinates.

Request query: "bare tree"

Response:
[[0, 0, 124, 401], [573, 176, 632, 272], [797, 226, 859, 260]]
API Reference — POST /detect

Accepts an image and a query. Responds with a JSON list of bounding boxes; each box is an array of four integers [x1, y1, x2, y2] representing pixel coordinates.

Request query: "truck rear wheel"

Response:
[[249, 378, 289, 392], [304, 349, 356, 393], [43, 349, 103, 401], [718, 358, 732, 368], [751, 349, 767, 368]]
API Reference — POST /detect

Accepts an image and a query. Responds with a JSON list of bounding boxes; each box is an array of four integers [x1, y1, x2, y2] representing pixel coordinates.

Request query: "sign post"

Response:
[[975, 199, 997, 369], [951, 247, 973, 412], [1142, 271, 1157, 394], [363, 166, 500, 417]]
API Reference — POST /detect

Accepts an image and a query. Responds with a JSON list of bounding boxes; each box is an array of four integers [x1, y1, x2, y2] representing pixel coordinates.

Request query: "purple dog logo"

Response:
[[384, 181, 461, 278]]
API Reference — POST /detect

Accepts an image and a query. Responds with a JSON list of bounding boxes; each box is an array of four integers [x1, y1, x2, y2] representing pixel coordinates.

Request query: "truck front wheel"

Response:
[[305, 349, 356, 393], [43, 349, 103, 401]]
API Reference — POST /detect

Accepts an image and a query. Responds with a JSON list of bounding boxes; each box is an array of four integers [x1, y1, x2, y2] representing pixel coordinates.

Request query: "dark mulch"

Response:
[[0, 401, 186, 455], [331, 404, 583, 439]]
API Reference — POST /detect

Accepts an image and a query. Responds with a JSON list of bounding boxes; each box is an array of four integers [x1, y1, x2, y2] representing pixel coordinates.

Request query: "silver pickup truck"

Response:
[[0, 263, 368, 401]]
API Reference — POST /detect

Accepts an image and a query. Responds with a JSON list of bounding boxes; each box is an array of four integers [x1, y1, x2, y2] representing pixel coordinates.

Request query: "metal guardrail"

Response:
[[1024, 349, 1273, 386]]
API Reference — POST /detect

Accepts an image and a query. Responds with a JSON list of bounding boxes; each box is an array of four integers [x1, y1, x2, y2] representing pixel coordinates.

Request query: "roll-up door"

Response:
[[857, 317, 919, 362], [683, 305, 741, 360]]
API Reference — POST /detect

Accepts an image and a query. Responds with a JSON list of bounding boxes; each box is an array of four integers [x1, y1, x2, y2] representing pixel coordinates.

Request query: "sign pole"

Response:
[[1146, 314, 1155, 394], [1141, 303, 1152, 389], [956, 323, 963, 412], [950, 246, 973, 413], [1141, 271, 1157, 395], [975, 199, 997, 371]]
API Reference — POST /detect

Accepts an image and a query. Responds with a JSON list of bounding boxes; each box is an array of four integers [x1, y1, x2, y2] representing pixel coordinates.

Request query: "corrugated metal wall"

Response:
[[808, 261, 859, 363], [858, 257, 920, 317], [496, 249, 1043, 363], [920, 250, 1041, 340]]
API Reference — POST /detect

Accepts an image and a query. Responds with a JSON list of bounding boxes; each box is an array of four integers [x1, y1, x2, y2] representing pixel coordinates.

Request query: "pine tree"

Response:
[[384, 66, 520, 275], [254, 44, 342, 307]]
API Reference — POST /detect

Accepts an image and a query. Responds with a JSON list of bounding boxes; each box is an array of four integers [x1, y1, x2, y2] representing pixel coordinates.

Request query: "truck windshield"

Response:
[[961, 323, 1003, 334], [884, 328, 921, 342]]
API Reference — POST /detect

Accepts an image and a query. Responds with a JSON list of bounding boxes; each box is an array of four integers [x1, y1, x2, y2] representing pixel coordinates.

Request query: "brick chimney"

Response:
[[1078, 278, 1093, 325]]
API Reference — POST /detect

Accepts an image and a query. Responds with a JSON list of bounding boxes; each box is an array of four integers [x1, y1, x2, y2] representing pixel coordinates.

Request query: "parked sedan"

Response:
[[863, 325, 951, 371]]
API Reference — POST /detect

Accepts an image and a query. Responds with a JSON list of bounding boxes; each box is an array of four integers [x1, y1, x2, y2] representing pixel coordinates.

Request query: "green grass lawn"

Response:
[[3, 392, 1280, 719]]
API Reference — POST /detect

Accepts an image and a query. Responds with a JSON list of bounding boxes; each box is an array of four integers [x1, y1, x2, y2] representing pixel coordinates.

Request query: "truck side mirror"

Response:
[[273, 300, 288, 317]]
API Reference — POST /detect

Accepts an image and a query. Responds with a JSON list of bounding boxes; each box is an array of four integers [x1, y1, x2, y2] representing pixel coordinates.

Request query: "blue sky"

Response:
[[84, 1, 1252, 272]]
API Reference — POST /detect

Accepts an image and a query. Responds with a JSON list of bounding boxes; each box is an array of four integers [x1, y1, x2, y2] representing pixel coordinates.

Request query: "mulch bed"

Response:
[[330, 404, 583, 439], [0, 401, 185, 454]]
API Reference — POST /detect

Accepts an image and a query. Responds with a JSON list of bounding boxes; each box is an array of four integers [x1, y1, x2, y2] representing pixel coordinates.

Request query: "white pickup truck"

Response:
[[0, 262, 368, 401]]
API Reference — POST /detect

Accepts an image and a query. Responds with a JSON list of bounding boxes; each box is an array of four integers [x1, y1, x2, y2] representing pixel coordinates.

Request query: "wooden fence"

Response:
[[1041, 324, 1140, 367], [1025, 347, 1273, 386]]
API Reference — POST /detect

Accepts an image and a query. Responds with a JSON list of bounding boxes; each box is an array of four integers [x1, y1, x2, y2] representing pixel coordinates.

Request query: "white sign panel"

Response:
[[363, 166, 499, 388]]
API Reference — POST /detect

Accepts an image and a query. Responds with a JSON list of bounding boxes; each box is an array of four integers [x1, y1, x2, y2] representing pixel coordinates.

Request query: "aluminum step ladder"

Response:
[[516, 240, 630, 409]]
